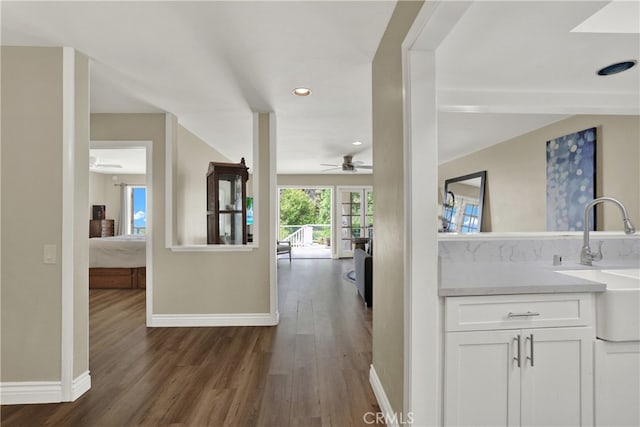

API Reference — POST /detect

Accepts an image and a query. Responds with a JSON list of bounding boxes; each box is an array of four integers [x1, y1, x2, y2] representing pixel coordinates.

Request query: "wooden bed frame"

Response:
[[89, 267, 146, 289]]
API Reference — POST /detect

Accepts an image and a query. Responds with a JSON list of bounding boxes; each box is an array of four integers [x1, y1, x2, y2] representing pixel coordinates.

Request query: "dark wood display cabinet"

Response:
[[206, 158, 250, 244], [89, 219, 114, 238]]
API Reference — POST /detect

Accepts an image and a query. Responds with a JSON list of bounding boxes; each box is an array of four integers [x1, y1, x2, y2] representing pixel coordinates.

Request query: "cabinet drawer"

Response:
[[445, 293, 594, 332], [89, 219, 114, 238]]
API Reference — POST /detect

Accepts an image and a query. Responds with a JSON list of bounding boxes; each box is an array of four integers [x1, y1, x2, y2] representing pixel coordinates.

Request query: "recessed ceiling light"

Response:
[[352, 141, 362, 146], [292, 87, 312, 96], [597, 60, 637, 76]]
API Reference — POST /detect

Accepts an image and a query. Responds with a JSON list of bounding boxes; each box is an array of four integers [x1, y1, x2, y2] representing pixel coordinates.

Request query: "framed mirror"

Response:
[[440, 170, 486, 233]]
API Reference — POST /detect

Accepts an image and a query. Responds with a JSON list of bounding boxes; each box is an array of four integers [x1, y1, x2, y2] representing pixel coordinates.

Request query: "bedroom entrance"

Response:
[[88, 141, 152, 299]]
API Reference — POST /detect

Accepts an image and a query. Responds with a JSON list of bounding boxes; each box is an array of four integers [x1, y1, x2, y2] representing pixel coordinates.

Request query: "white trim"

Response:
[[169, 244, 258, 252], [401, 2, 470, 425], [90, 140, 151, 149], [369, 365, 399, 427], [149, 312, 279, 327], [438, 230, 640, 241], [252, 113, 261, 248], [61, 46, 75, 402], [403, 48, 442, 427], [330, 210, 340, 262], [0, 371, 90, 405], [439, 89, 640, 116], [0, 381, 62, 405], [165, 113, 174, 248], [401, 40, 414, 425], [267, 112, 279, 323], [145, 140, 154, 327], [71, 371, 91, 401], [335, 185, 373, 259]]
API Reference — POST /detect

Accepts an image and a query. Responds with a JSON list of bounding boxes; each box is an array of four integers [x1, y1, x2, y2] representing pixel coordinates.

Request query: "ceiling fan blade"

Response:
[[93, 163, 123, 168], [322, 154, 372, 172]]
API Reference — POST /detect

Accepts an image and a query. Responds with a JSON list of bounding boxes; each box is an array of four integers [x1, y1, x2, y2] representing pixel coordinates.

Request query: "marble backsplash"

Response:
[[438, 234, 640, 265]]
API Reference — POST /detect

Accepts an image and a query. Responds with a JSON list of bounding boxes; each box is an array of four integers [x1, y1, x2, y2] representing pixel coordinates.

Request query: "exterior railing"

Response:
[[279, 224, 331, 247], [287, 226, 308, 247]]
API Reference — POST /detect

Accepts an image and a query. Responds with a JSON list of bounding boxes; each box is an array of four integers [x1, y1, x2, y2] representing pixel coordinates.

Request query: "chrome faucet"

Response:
[[580, 197, 636, 266]]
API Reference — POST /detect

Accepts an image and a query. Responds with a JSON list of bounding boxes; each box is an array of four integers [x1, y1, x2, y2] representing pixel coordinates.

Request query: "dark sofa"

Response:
[[354, 248, 373, 307]]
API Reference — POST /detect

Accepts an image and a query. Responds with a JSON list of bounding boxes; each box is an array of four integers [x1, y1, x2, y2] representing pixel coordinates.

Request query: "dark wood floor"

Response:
[[1, 259, 381, 426]]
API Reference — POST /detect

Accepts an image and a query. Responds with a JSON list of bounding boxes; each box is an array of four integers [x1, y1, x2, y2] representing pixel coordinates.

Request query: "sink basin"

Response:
[[558, 268, 640, 341], [600, 268, 640, 281]]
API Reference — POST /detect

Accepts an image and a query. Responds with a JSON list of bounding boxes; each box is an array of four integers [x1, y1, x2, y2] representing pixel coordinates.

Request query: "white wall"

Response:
[[371, 1, 424, 415], [1, 47, 89, 392], [90, 113, 275, 318], [2, 47, 64, 383], [176, 125, 231, 245], [439, 115, 640, 232], [72, 50, 90, 382], [277, 174, 372, 187]]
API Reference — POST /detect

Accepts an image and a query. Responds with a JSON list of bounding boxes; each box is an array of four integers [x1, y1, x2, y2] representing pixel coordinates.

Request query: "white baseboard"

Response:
[[1, 371, 92, 405], [149, 311, 279, 327], [72, 371, 91, 400], [369, 364, 400, 427], [0, 381, 62, 405]]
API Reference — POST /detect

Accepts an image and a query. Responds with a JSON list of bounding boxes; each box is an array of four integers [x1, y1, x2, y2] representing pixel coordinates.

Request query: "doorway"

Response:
[[88, 141, 152, 315], [278, 187, 332, 259]]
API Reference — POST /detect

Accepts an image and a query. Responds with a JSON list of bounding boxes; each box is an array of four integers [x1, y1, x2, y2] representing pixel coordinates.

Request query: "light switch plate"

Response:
[[44, 244, 56, 264]]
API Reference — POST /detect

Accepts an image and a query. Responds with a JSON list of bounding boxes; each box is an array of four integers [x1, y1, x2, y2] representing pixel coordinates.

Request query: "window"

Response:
[[460, 203, 479, 233], [442, 198, 480, 233], [128, 186, 147, 235], [443, 205, 458, 232], [338, 187, 373, 257]]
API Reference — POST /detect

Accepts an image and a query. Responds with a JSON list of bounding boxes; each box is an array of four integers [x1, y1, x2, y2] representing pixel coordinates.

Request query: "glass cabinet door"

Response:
[[217, 174, 244, 244], [218, 212, 243, 244]]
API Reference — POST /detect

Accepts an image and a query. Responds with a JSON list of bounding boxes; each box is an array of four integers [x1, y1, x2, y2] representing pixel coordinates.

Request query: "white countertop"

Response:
[[438, 231, 640, 241], [438, 261, 618, 297]]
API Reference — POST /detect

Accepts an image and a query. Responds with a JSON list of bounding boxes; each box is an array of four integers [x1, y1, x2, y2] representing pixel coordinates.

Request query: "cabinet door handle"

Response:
[[507, 311, 540, 318], [526, 333, 534, 367], [513, 335, 521, 367]]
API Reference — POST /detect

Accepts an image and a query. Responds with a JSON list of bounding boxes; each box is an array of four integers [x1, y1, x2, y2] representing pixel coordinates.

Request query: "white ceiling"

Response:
[[1, 1, 395, 174], [2, 1, 639, 173], [434, 0, 639, 163], [90, 148, 146, 175]]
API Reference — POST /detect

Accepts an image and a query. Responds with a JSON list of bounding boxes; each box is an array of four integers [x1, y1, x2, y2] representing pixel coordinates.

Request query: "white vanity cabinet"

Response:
[[595, 339, 640, 426], [444, 293, 595, 427]]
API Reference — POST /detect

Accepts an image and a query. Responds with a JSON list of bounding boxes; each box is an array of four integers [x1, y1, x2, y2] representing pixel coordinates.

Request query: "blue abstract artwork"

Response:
[[546, 127, 596, 231]]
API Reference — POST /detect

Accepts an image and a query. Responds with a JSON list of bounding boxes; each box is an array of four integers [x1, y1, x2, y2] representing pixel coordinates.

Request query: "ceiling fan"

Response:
[[89, 155, 122, 170], [321, 155, 372, 172]]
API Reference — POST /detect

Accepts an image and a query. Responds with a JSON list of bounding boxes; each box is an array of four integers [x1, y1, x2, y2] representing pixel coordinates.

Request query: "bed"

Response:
[[89, 235, 146, 289]]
